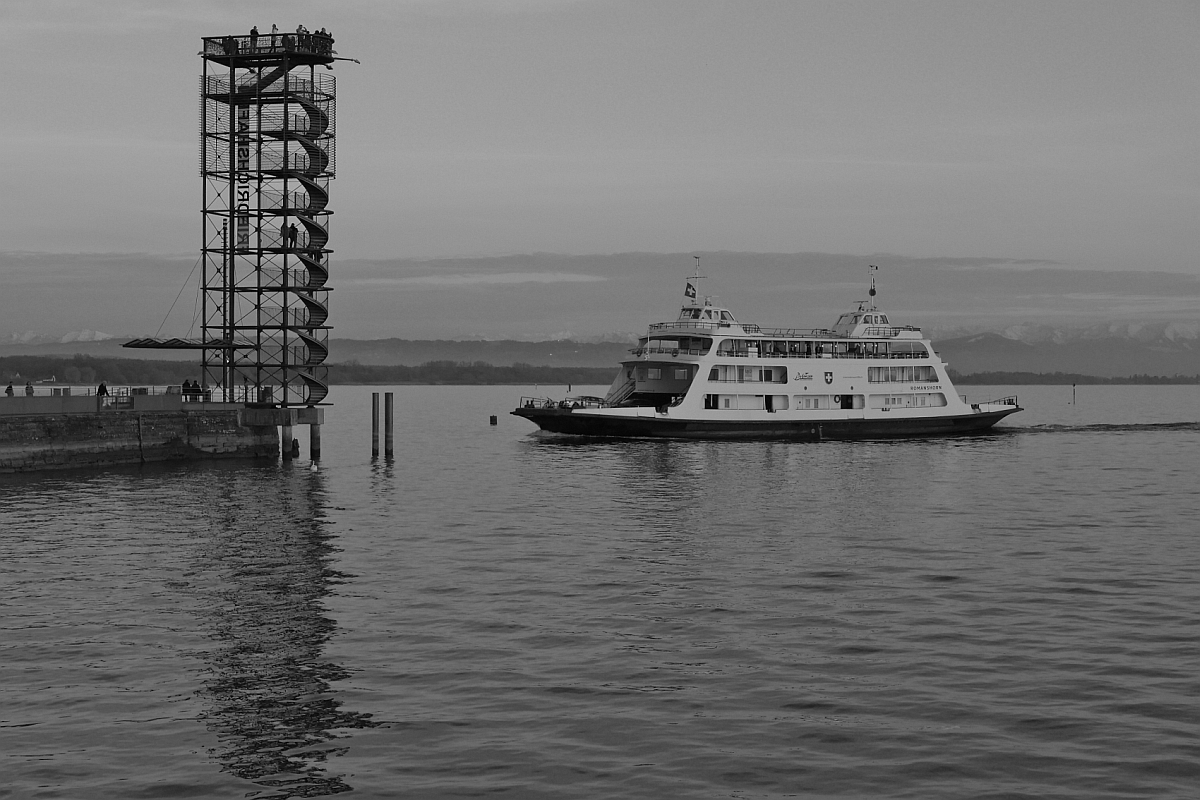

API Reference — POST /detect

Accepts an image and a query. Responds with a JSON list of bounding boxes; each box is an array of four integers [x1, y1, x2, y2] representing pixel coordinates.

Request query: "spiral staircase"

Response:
[[125, 38, 340, 408]]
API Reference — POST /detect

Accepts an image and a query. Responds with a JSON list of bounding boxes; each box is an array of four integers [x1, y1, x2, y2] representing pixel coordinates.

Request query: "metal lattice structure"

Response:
[[200, 33, 334, 405], [129, 32, 337, 406]]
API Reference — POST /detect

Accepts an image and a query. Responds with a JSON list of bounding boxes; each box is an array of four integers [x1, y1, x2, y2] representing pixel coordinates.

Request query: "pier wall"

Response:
[[0, 409, 278, 473]]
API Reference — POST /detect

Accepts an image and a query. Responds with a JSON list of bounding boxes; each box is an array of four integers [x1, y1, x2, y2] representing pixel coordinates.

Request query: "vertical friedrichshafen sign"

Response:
[[236, 106, 252, 249]]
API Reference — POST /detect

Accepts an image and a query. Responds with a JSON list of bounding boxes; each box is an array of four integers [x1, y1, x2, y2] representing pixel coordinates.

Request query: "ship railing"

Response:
[[649, 321, 728, 332], [862, 325, 922, 337], [711, 351, 929, 359], [974, 395, 1020, 407], [751, 327, 837, 337], [630, 346, 709, 357], [706, 377, 788, 385], [518, 395, 610, 410]]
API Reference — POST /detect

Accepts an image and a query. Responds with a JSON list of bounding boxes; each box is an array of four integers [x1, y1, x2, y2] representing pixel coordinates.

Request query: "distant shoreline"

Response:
[[948, 370, 1200, 385], [3, 355, 1198, 387]]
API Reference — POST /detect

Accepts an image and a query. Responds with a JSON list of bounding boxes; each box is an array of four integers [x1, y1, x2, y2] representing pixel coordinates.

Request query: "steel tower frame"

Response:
[[195, 32, 334, 406]]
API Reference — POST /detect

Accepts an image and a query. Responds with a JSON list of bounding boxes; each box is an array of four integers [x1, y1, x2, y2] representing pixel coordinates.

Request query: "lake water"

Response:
[[2, 384, 1198, 798]]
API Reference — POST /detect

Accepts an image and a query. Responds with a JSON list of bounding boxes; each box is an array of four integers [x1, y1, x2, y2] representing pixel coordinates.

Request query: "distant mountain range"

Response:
[[935, 324, 1200, 378], [5, 330, 115, 344], [3, 322, 1198, 378]]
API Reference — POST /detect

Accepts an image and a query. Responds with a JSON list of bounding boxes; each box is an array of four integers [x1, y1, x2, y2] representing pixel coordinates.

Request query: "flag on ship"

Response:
[[685, 281, 697, 298]]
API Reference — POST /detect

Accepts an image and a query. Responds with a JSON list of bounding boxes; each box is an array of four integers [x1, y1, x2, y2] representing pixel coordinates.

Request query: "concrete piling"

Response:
[[310, 423, 321, 460], [281, 423, 293, 459]]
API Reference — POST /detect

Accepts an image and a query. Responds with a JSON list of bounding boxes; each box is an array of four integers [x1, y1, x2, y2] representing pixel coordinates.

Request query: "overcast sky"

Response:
[[1, 0, 1197, 338]]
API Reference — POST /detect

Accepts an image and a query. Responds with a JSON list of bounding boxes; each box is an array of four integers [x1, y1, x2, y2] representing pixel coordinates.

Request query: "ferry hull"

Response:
[[512, 407, 1020, 440]]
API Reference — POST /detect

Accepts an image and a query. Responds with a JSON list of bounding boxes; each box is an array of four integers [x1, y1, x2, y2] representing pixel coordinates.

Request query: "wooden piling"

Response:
[[281, 423, 293, 459], [384, 392, 394, 457], [372, 392, 380, 457], [310, 422, 321, 460]]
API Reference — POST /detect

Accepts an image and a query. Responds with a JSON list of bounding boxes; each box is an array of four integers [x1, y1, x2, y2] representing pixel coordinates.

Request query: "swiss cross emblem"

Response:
[[824, 372, 833, 384]]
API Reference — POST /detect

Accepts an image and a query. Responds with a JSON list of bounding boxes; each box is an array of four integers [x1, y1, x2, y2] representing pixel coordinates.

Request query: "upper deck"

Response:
[[202, 32, 335, 67], [648, 317, 923, 341]]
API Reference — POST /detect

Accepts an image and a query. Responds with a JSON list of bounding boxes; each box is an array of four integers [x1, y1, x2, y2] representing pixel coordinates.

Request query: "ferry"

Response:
[[512, 267, 1021, 439]]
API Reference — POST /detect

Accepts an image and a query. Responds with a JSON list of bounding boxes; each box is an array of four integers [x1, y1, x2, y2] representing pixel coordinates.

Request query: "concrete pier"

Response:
[[0, 407, 278, 473]]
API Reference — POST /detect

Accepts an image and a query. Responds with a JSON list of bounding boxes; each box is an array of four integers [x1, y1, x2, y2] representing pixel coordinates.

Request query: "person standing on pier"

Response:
[[250, 26, 259, 51]]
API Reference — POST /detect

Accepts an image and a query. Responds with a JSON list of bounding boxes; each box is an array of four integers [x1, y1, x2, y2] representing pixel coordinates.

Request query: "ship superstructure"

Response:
[[514, 268, 1020, 439]]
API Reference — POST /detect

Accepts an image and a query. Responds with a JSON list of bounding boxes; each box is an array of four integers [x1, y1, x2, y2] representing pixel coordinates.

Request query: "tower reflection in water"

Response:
[[186, 463, 375, 798]]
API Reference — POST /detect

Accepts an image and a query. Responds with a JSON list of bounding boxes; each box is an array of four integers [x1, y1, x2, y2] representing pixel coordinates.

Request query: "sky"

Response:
[[1, 0, 1197, 339]]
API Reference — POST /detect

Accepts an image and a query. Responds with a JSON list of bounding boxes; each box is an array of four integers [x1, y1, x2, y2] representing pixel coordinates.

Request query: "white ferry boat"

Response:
[[513, 269, 1020, 439]]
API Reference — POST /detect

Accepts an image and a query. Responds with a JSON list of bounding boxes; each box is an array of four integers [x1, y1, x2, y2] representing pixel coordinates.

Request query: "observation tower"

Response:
[[128, 29, 339, 414]]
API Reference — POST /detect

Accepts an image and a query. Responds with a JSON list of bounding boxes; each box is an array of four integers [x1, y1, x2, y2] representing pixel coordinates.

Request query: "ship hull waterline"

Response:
[[512, 406, 1021, 440]]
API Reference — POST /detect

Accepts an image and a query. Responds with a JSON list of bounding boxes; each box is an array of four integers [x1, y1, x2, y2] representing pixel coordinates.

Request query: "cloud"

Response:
[[340, 271, 607, 288]]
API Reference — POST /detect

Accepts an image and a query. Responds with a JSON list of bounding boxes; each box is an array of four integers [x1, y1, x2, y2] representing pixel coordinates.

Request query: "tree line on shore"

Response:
[[0, 355, 615, 387], [3, 355, 1197, 388]]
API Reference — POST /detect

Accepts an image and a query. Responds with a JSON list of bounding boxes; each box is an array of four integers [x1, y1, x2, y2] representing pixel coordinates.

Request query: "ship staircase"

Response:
[[605, 377, 637, 406]]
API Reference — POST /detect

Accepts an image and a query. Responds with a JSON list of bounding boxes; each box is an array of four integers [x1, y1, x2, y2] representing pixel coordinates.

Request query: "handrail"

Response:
[[976, 395, 1020, 406], [648, 320, 729, 332], [203, 33, 335, 60], [518, 396, 612, 410], [630, 346, 710, 357], [707, 351, 928, 360]]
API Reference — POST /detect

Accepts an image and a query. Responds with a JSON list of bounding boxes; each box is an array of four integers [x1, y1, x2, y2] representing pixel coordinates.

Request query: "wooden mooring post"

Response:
[[384, 392, 394, 457], [372, 392, 380, 457]]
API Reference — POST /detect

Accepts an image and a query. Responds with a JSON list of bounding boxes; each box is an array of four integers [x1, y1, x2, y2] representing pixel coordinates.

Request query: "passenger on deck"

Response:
[[97, 382, 108, 396], [250, 26, 259, 50], [25, 382, 34, 396], [5, 383, 13, 396]]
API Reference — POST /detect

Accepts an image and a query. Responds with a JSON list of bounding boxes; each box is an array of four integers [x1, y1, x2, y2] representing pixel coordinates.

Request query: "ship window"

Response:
[[868, 366, 938, 383], [674, 368, 689, 380], [647, 368, 661, 380], [880, 315, 889, 324], [708, 367, 718, 381], [720, 311, 732, 321], [723, 397, 731, 408], [637, 368, 646, 380]]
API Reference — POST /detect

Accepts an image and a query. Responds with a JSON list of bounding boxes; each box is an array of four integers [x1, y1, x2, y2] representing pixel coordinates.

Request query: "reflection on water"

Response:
[[185, 464, 377, 798]]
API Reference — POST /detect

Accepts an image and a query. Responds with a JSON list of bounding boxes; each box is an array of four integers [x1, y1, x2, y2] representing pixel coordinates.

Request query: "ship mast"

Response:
[[685, 255, 706, 307]]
